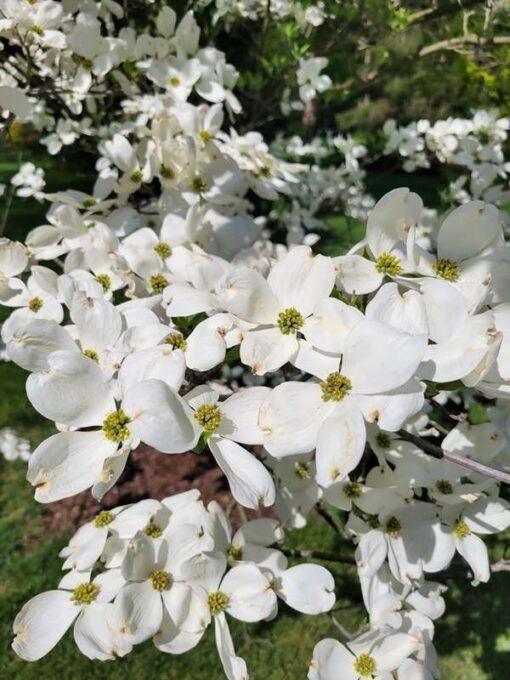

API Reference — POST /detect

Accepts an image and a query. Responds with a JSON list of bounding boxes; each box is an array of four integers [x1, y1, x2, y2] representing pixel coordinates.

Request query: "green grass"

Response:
[[1, 158, 509, 677]]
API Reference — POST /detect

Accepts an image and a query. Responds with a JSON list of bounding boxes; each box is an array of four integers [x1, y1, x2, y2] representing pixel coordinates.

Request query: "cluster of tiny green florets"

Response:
[[320, 372, 352, 402], [150, 273, 169, 293], [154, 242, 171, 258], [353, 653, 377, 677], [227, 544, 243, 561], [375, 252, 402, 276], [192, 176, 208, 192], [83, 349, 99, 362], [165, 333, 187, 351], [94, 510, 114, 528], [160, 165, 176, 180], [375, 431, 391, 449], [130, 169, 143, 183], [150, 570, 171, 591], [144, 520, 163, 539], [95, 273, 111, 291], [208, 591, 229, 615], [102, 409, 131, 443], [71, 582, 100, 605], [28, 297, 43, 312], [194, 403, 222, 432], [454, 519, 471, 539], [343, 481, 362, 499], [436, 479, 454, 495], [277, 307, 304, 335], [385, 516, 402, 538], [199, 130, 212, 143], [433, 258, 460, 282], [294, 461, 311, 479]]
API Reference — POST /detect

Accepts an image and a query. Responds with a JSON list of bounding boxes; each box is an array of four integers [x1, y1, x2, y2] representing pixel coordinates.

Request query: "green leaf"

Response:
[[467, 402, 489, 426]]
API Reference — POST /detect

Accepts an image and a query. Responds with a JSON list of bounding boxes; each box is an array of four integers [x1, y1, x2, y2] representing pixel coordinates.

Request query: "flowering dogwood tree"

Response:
[[1, 2, 510, 679]]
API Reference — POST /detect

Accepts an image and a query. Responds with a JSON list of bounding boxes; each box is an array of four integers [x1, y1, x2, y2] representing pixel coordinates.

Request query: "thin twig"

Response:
[[330, 615, 356, 641], [420, 34, 510, 56], [316, 503, 348, 538], [397, 430, 510, 485]]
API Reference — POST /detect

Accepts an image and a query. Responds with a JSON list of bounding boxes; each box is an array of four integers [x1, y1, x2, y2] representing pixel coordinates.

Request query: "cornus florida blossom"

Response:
[[12, 491, 336, 677], [216, 245, 336, 375], [2, 4, 510, 678], [296, 57, 332, 103]]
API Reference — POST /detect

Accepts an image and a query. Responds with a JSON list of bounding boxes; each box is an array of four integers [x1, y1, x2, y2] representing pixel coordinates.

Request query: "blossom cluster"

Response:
[[12, 489, 335, 675], [270, 133, 374, 242], [383, 111, 510, 205], [1, 4, 510, 679], [3, 183, 510, 677], [203, 0, 327, 29], [0, 427, 31, 461]]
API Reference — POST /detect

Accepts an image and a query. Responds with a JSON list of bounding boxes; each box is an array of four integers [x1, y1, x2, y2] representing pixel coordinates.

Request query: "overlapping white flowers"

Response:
[[13, 490, 335, 677], [2, 4, 510, 679], [5, 183, 510, 678]]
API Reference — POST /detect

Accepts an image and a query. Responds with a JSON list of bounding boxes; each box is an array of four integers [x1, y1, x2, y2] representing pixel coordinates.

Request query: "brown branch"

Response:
[[280, 547, 356, 566], [420, 34, 510, 56], [316, 503, 348, 538], [397, 430, 510, 485]]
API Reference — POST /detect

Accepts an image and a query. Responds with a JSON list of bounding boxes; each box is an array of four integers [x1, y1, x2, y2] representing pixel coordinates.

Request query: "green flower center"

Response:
[[150, 570, 171, 591], [71, 582, 100, 605], [208, 591, 229, 615], [96, 274, 111, 292], [83, 349, 99, 362], [144, 520, 163, 539], [169, 76, 181, 86], [160, 165, 175, 180], [320, 372, 352, 402], [353, 653, 377, 677], [82, 197, 97, 208], [130, 170, 143, 183], [375, 252, 402, 276], [30, 24, 45, 36], [149, 273, 169, 293], [102, 409, 131, 443], [294, 461, 311, 479], [436, 479, 453, 495], [154, 242, 171, 258], [344, 481, 362, 499], [28, 297, 43, 312], [192, 176, 208, 193], [454, 519, 471, 539], [165, 333, 187, 351], [385, 516, 402, 538], [199, 130, 212, 143], [227, 544, 243, 561], [94, 510, 114, 528], [194, 403, 222, 432], [277, 307, 304, 335], [375, 431, 391, 449], [433, 258, 460, 282]]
